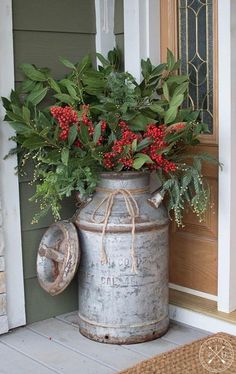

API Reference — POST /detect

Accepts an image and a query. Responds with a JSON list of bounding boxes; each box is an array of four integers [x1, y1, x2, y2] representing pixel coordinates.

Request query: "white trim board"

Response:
[[169, 283, 218, 302], [0, 0, 26, 329], [169, 304, 236, 335]]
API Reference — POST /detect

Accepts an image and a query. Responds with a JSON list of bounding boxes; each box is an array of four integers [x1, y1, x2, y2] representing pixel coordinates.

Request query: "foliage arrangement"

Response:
[[1, 49, 216, 225]]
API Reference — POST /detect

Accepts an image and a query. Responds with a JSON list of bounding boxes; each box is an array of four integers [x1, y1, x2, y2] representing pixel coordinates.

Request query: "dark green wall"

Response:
[[114, 0, 124, 64], [12, 0, 96, 324]]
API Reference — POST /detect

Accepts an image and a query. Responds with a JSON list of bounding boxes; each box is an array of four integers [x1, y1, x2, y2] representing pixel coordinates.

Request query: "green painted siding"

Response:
[[114, 0, 124, 66], [12, 0, 96, 324]]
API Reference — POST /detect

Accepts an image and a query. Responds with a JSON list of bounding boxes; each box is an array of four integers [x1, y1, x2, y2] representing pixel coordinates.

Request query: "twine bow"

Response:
[[91, 189, 140, 273]]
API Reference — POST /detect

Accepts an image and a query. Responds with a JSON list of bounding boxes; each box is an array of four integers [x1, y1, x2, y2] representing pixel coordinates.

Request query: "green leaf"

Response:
[[129, 114, 154, 131], [133, 153, 153, 170], [7, 122, 32, 135], [20, 64, 47, 81], [20, 79, 37, 93], [38, 112, 52, 128], [107, 48, 121, 69], [163, 82, 169, 101], [104, 102, 117, 111], [167, 49, 175, 71], [22, 106, 31, 122], [1, 97, 11, 111], [164, 106, 178, 124], [186, 110, 200, 121], [172, 60, 181, 71], [12, 104, 22, 116], [108, 131, 117, 145], [79, 123, 90, 144], [172, 82, 189, 97], [141, 59, 152, 79], [61, 148, 69, 165], [68, 124, 78, 146], [96, 53, 110, 67], [54, 93, 74, 105], [22, 136, 46, 149], [5, 111, 23, 122], [151, 63, 167, 76], [27, 87, 48, 105], [59, 57, 75, 69], [60, 79, 78, 99], [149, 104, 165, 116], [93, 122, 102, 144], [77, 55, 92, 77], [167, 75, 189, 85], [170, 94, 184, 108], [82, 76, 105, 89], [132, 139, 137, 152], [136, 138, 152, 151], [48, 78, 61, 93], [10, 90, 20, 106]]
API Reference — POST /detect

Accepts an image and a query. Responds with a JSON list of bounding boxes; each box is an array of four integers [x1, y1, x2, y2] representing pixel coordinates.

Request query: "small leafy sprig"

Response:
[[1, 48, 218, 225]]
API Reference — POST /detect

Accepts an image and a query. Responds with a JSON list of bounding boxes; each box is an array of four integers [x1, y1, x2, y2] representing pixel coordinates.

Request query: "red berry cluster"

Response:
[[103, 152, 116, 169], [119, 157, 133, 168], [50, 106, 78, 140], [112, 129, 139, 154], [96, 120, 107, 145], [143, 124, 176, 172], [74, 139, 82, 148], [103, 122, 139, 169], [103, 121, 176, 173], [119, 121, 129, 132], [81, 104, 94, 136]]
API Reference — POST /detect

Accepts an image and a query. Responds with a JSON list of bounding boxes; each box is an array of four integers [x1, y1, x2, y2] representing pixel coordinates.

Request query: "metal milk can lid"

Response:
[[36, 220, 80, 296]]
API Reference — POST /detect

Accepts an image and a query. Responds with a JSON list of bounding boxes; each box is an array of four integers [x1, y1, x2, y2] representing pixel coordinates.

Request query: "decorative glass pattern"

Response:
[[178, 0, 214, 133]]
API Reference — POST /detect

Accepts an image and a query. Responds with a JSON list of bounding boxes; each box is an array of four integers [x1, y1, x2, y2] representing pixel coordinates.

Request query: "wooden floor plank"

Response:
[[161, 322, 209, 346], [29, 318, 147, 371], [122, 338, 178, 358], [56, 311, 80, 325], [0, 341, 57, 374], [0, 327, 114, 374]]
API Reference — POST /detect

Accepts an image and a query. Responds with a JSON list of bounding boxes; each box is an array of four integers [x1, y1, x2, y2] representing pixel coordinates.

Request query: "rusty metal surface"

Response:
[[75, 172, 169, 344], [79, 316, 169, 344], [37, 221, 80, 296]]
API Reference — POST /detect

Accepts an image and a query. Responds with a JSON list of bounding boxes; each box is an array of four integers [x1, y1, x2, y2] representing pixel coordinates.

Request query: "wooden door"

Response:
[[160, 0, 218, 295]]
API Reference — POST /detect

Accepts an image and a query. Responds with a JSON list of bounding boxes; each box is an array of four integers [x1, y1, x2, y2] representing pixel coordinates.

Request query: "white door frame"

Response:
[[124, 0, 236, 313], [0, 0, 26, 329], [217, 0, 236, 313]]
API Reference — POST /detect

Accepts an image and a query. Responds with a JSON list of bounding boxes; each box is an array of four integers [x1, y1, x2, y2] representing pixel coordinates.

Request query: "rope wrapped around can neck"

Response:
[[91, 189, 140, 273]]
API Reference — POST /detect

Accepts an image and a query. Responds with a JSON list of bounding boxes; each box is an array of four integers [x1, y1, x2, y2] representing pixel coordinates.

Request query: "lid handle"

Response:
[[38, 245, 65, 263]]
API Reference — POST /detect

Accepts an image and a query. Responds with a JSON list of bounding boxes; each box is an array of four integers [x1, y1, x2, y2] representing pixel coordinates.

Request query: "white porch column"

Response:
[[218, 0, 236, 313], [95, 0, 116, 60], [124, 0, 160, 81], [0, 0, 25, 330]]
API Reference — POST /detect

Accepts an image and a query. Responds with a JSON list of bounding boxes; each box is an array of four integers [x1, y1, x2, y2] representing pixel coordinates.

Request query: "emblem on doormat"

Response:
[[199, 336, 234, 372]]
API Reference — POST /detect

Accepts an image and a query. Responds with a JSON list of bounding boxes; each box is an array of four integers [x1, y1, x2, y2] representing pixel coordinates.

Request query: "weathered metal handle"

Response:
[[147, 189, 164, 209], [38, 245, 64, 263], [76, 192, 93, 205]]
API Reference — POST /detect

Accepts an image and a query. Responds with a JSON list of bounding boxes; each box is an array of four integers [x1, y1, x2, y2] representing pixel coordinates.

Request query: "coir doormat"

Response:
[[119, 332, 236, 374]]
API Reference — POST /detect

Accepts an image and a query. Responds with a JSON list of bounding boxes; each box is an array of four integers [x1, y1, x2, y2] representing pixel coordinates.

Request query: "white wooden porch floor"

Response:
[[0, 312, 209, 374]]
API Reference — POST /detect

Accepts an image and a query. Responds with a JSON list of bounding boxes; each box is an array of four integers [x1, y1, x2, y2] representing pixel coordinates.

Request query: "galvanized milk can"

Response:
[[37, 171, 169, 344], [75, 172, 169, 344]]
